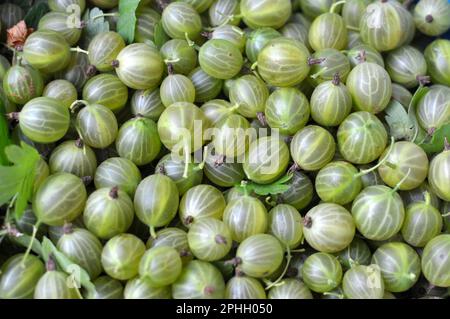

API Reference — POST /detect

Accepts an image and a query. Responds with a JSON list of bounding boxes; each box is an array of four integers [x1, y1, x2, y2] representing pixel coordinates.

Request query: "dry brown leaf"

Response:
[[7, 20, 34, 49]]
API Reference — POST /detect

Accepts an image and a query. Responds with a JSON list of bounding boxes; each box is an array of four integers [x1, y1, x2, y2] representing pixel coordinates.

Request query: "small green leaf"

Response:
[[41, 237, 97, 296], [154, 21, 169, 49], [253, 184, 290, 196], [117, 0, 141, 43], [384, 100, 414, 141], [418, 124, 450, 154], [24, 2, 49, 29], [80, 7, 110, 48], [236, 174, 294, 196], [41, 236, 53, 263], [0, 142, 40, 219], [407, 86, 429, 143]]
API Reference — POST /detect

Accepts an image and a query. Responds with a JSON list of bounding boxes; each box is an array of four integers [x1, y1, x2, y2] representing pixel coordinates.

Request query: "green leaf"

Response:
[[41, 237, 97, 296], [235, 174, 294, 196], [384, 100, 415, 141], [418, 124, 450, 154], [80, 7, 110, 48], [24, 2, 50, 29], [117, 0, 141, 43], [154, 21, 169, 49], [0, 96, 11, 165], [407, 86, 429, 143], [10, 232, 43, 256], [0, 142, 40, 219]]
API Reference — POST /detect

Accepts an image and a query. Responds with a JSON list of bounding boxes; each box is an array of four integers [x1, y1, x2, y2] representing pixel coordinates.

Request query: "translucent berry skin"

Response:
[[337, 111, 388, 165], [428, 149, 450, 201], [240, 0, 292, 29], [309, 13, 348, 51], [225, 276, 266, 299], [88, 31, 125, 72], [342, 265, 385, 299], [414, 0, 450, 36], [421, 234, 450, 287], [82, 74, 129, 112], [302, 253, 343, 293], [38, 11, 82, 46], [424, 39, 450, 86], [3, 65, 44, 105], [161, 2, 202, 40], [139, 246, 182, 287], [199, 39, 244, 80], [42, 80, 77, 108], [257, 38, 311, 87]]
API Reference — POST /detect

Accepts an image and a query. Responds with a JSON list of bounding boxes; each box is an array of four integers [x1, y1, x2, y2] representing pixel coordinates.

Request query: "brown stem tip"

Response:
[[425, 14, 434, 23], [111, 60, 119, 68], [86, 65, 97, 77], [75, 138, 84, 148], [332, 73, 341, 86], [184, 216, 194, 225], [303, 216, 313, 229], [215, 234, 228, 245], [62, 223, 73, 235], [308, 57, 325, 66], [109, 186, 119, 199]]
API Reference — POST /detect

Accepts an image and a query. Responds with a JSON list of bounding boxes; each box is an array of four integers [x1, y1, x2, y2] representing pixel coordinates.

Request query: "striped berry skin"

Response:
[[88, 31, 125, 72], [337, 111, 388, 165], [19, 97, 70, 144], [49, 140, 97, 178], [416, 85, 450, 132], [272, 170, 314, 210], [0, 254, 45, 299], [23, 30, 71, 73], [245, 27, 281, 64], [257, 38, 311, 87], [55, 52, 92, 92], [291, 125, 336, 171], [160, 74, 196, 107], [82, 74, 129, 112], [428, 149, 450, 201], [309, 49, 351, 86], [352, 185, 405, 241], [160, 39, 198, 75], [421, 234, 450, 287], [87, 276, 124, 299], [211, 25, 246, 53], [76, 103, 119, 149], [303, 203, 355, 253], [236, 234, 284, 278], [134, 174, 180, 228], [424, 39, 450, 86], [414, 0, 450, 36], [268, 204, 303, 249], [43, 80, 77, 108], [115, 117, 161, 166], [265, 88, 310, 136], [347, 44, 385, 68], [230, 75, 269, 119], [385, 46, 427, 88], [299, 0, 334, 19], [134, 7, 160, 43], [372, 242, 421, 293], [114, 43, 165, 90], [346, 62, 392, 114], [309, 13, 347, 51], [57, 228, 103, 280], [268, 279, 313, 299], [401, 200, 443, 247], [124, 277, 171, 299], [225, 276, 267, 299], [315, 161, 362, 205], [302, 253, 343, 293], [48, 0, 86, 13], [213, 114, 251, 159], [155, 154, 203, 195], [342, 0, 372, 31], [3, 65, 44, 105], [101, 234, 146, 281], [147, 227, 192, 265], [244, 136, 290, 184], [280, 23, 309, 49], [189, 67, 223, 103], [139, 246, 182, 287], [359, 0, 414, 52], [223, 196, 268, 243], [187, 218, 232, 262], [342, 265, 385, 299], [310, 79, 352, 127], [204, 148, 245, 188], [34, 271, 81, 299], [33, 172, 87, 226], [94, 157, 142, 197], [378, 141, 429, 191], [179, 184, 226, 227], [199, 39, 243, 80], [172, 260, 225, 299], [161, 2, 202, 40], [38, 12, 82, 46], [131, 88, 165, 121], [336, 237, 372, 270], [209, 0, 241, 27], [240, 0, 291, 29], [83, 187, 135, 240], [0, 3, 24, 30]]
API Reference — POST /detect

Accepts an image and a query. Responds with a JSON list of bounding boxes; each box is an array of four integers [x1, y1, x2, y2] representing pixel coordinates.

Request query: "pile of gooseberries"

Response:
[[0, 0, 449, 300]]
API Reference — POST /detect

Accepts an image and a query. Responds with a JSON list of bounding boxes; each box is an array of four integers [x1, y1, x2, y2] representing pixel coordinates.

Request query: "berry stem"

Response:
[[417, 75, 431, 86], [92, 13, 119, 21], [196, 145, 209, 170], [109, 186, 119, 199], [355, 136, 395, 178], [69, 100, 89, 113], [330, 0, 346, 14], [70, 47, 89, 55], [423, 191, 431, 206], [310, 66, 329, 79], [332, 73, 341, 86], [21, 221, 41, 266], [346, 25, 360, 32], [257, 112, 267, 127], [149, 226, 157, 239], [265, 246, 292, 290], [392, 168, 412, 193], [62, 222, 74, 234]]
